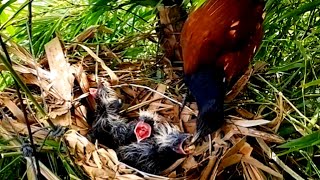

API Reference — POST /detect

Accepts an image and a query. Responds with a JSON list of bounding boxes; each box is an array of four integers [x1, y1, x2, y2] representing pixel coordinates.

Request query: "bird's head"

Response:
[[89, 86, 122, 112], [169, 133, 193, 154], [190, 99, 224, 144], [155, 122, 194, 155], [134, 110, 158, 142]]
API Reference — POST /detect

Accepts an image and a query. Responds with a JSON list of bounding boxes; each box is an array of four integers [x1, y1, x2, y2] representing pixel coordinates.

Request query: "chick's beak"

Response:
[[89, 88, 98, 98], [177, 134, 195, 155]]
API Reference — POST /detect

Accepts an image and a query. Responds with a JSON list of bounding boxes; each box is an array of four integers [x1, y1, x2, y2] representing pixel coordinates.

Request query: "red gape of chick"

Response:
[[181, 0, 265, 142]]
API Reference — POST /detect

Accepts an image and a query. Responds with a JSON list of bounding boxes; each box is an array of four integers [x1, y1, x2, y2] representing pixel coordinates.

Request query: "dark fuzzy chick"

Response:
[[89, 85, 132, 149], [89, 85, 191, 174], [117, 121, 190, 175], [89, 85, 154, 148]]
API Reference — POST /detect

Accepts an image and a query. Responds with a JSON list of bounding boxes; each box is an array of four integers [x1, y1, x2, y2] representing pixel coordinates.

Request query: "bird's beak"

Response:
[[178, 134, 194, 155], [89, 88, 98, 98], [190, 131, 201, 145]]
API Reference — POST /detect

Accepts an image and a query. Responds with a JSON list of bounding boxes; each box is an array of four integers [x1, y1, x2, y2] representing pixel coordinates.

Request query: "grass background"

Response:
[[1, 0, 320, 178]]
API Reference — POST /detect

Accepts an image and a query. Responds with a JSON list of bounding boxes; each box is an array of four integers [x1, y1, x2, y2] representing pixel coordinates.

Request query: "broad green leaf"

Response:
[[278, 131, 320, 149], [301, 79, 320, 88], [267, 62, 304, 74]]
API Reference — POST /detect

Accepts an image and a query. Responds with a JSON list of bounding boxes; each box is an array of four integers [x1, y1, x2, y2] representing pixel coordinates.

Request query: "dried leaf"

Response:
[[73, 25, 99, 42], [26, 158, 37, 180], [242, 156, 283, 178], [148, 84, 167, 111], [239, 143, 253, 156], [115, 174, 144, 180], [225, 68, 252, 102], [92, 150, 103, 169], [97, 148, 118, 171], [45, 37, 74, 126], [183, 120, 196, 134], [246, 163, 263, 180], [180, 106, 192, 123], [122, 86, 137, 98], [2, 98, 25, 122], [235, 107, 255, 119], [161, 157, 185, 175], [49, 106, 69, 119], [223, 137, 246, 158], [106, 148, 119, 165], [223, 124, 285, 143], [122, 97, 163, 113], [200, 156, 217, 180], [39, 161, 61, 180], [1, 119, 47, 139], [82, 164, 114, 179], [218, 154, 243, 171], [20, 73, 57, 99], [181, 156, 198, 171], [157, 6, 183, 62], [256, 138, 303, 180], [74, 104, 89, 135], [167, 171, 177, 178], [72, 64, 96, 111], [78, 44, 119, 84], [229, 119, 271, 127], [64, 130, 95, 154]]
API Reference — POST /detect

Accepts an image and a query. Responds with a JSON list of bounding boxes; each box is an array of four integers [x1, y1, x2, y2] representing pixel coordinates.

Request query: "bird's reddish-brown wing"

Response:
[[181, 0, 264, 81]]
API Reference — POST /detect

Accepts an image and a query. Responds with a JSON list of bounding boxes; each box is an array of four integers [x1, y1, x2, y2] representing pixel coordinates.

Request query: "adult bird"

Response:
[[180, 0, 265, 143]]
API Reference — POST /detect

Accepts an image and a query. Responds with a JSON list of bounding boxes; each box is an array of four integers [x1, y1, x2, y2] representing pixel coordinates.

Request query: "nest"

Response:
[[0, 36, 292, 179]]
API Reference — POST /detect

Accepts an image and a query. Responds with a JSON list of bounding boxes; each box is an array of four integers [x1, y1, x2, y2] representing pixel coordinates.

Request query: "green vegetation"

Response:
[[1, 0, 320, 179]]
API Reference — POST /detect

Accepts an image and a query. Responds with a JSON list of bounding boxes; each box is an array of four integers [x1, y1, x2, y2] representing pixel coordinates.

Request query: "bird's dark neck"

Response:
[[184, 66, 225, 111], [184, 66, 225, 137]]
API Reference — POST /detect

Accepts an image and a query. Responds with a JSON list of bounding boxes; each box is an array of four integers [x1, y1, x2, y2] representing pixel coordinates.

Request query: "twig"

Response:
[[111, 83, 197, 115]]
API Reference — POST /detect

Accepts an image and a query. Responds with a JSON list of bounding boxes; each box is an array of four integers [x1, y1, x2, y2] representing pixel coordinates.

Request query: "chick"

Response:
[[89, 85, 130, 149], [117, 121, 191, 175], [89, 85, 153, 148], [89, 85, 193, 174]]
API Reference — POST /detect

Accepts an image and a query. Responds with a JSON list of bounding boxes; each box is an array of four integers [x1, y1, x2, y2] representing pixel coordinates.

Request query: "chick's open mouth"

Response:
[[181, 136, 195, 154]]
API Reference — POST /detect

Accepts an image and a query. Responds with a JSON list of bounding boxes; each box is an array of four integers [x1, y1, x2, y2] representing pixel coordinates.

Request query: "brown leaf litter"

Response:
[[0, 36, 303, 179]]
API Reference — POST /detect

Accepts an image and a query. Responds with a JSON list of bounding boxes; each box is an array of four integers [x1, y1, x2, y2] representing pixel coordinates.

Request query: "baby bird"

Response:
[[89, 85, 154, 148], [89, 84, 192, 174], [118, 121, 192, 174], [89, 85, 131, 149]]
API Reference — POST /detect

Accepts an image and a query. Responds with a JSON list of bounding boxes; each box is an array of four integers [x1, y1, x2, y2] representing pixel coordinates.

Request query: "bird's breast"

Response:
[[181, 0, 265, 82]]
